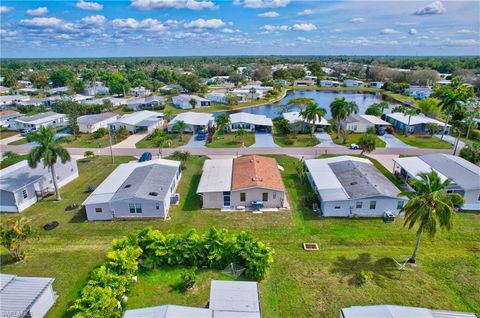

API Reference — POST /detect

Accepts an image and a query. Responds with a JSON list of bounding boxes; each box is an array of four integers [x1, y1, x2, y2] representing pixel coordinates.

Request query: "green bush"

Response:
[[92, 128, 108, 139], [469, 129, 480, 141], [180, 268, 197, 291]]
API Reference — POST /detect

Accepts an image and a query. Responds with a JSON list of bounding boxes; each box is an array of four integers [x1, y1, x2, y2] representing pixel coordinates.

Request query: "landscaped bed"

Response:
[[207, 131, 255, 148], [393, 132, 453, 149], [273, 133, 319, 147], [135, 133, 192, 148], [332, 132, 386, 148]]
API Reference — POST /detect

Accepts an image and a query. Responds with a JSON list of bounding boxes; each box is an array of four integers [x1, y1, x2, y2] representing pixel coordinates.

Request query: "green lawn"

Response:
[[0, 154, 29, 169], [63, 133, 127, 148], [394, 133, 453, 149], [135, 133, 192, 148], [207, 131, 255, 148], [0, 129, 19, 140], [332, 132, 386, 148], [8, 137, 28, 145], [273, 133, 319, 147], [1, 155, 479, 318]]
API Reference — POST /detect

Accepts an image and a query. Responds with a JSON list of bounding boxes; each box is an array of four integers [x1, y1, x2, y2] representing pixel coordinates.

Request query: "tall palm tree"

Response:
[[300, 103, 327, 136], [215, 113, 231, 135], [330, 97, 359, 136], [465, 99, 479, 140], [400, 170, 464, 263], [402, 107, 419, 136], [249, 87, 256, 99], [27, 126, 71, 200]]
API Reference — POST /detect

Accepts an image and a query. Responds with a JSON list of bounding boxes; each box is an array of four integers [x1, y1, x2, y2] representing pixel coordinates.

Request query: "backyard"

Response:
[[332, 132, 386, 148], [135, 133, 192, 148], [273, 132, 319, 147], [0, 155, 479, 318], [393, 133, 453, 149], [206, 130, 255, 148]]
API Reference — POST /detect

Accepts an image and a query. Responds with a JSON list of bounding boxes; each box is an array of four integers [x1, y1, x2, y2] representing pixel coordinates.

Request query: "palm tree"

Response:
[[215, 113, 231, 135], [378, 101, 389, 115], [330, 97, 359, 136], [402, 107, 419, 136], [249, 87, 257, 99], [358, 133, 376, 155], [465, 99, 479, 140], [400, 170, 464, 263], [172, 120, 188, 133], [189, 98, 197, 109], [235, 128, 247, 142], [300, 103, 327, 136], [27, 126, 71, 201]]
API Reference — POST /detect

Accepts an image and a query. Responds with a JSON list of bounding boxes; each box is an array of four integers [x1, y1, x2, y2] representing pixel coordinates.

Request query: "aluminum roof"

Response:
[[77, 112, 117, 125], [230, 112, 273, 127], [115, 111, 163, 126], [360, 114, 391, 126], [386, 112, 449, 127], [15, 112, 66, 125], [123, 305, 212, 318], [209, 280, 260, 314], [341, 305, 477, 318], [173, 94, 210, 103], [0, 273, 54, 317], [282, 111, 330, 126], [197, 159, 233, 193], [393, 157, 449, 183], [168, 112, 213, 127]]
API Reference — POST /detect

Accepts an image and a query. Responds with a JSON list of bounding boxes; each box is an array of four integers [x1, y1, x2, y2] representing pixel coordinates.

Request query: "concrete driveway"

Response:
[[315, 132, 342, 147], [377, 134, 414, 148], [250, 133, 279, 148], [113, 133, 148, 149], [181, 134, 205, 148]]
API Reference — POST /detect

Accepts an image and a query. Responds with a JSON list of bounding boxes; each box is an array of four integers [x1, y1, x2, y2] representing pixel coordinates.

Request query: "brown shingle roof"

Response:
[[231, 155, 285, 191]]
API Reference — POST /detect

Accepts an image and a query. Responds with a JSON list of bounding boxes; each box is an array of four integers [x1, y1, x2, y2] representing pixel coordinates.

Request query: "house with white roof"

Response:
[[0, 273, 57, 318], [405, 86, 432, 99], [384, 112, 449, 134], [293, 79, 316, 87], [167, 112, 214, 133], [130, 86, 151, 97], [109, 110, 164, 134], [0, 110, 21, 127], [123, 280, 261, 318], [341, 305, 477, 318], [83, 159, 181, 221], [305, 156, 407, 217], [320, 80, 340, 87], [17, 80, 33, 88], [77, 112, 118, 133], [160, 84, 186, 93], [10, 112, 68, 131], [0, 159, 78, 212], [369, 82, 384, 89], [172, 94, 211, 109], [47, 86, 70, 95], [84, 81, 109, 96], [0, 95, 30, 107], [126, 96, 165, 110], [233, 84, 273, 99], [82, 96, 127, 107], [344, 80, 364, 87], [341, 114, 391, 133], [207, 91, 246, 104], [229, 112, 273, 133], [282, 111, 330, 132], [393, 154, 480, 210], [65, 94, 92, 102]]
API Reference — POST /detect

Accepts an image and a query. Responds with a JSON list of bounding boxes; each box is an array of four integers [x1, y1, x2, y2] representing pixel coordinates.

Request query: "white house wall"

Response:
[[463, 189, 480, 210], [29, 284, 56, 318], [321, 196, 406, 217], [230, 188, 285, 209], [200, 192, 225, 209]]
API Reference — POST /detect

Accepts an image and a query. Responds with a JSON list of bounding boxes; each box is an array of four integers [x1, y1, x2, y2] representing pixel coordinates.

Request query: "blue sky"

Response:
[[1, 0, 479, 58]]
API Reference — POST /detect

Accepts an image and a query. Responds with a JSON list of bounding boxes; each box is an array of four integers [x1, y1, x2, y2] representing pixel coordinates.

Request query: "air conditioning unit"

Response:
[[170, 193, 180, 205]]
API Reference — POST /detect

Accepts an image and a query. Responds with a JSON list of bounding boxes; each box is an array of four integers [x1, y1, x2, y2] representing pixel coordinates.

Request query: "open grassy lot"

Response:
[[1, 155, 479, 318], [207, 131, 255, 148], [64, 133, 128, 148], [135, 133, 192, 148], [332, 132, 386, 148], [394, 132, 453, 149], [273, 133, 319, 147], [0, 128, 19, 140]]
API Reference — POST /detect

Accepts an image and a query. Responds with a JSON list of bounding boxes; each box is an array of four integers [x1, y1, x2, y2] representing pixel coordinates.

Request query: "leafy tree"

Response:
[[172, 120, 188, 133], [84, 150, 95, 158], [464, 99, 480, 140], [358, 133, 376, 155], [50, 68, 76, 87], [215, 113, 230, 134], [417, 98, 442, 118], [235, 128, 247, 143], [273, 118, 291, 136], [249, 87, 257, 99], [107, 72, 130, 96], [425, 123, 441, 136], [163, 110, 173, 122], [228, 72, 245, 86], [300, 102, 327, 136], [330, 97, 359, 136], [400, 170, 464, 263], [460, 143, 480, 164], [27, 126, 71, 200], [307, 61, 324, 78], [180, 268, 197, 291], [225, 92, 239, 105], [170, 151, 191, 163], [365, 104, 382, 117], [272, 69, 291, 80], [30, 71, 50, 89], [0, 217, 33, 262]]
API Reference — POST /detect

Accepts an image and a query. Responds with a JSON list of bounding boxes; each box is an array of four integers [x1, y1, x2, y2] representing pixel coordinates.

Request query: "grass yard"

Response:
[[135, 133, 192, 148], [207, 131, 255, 148], [273, 133, 319, 147], [0, 129, 19, 140], [8, 137, 28, 145], [0, 154, 29, 169], [332, 132, 386, 148], [64, 133, 128, 148], [1, 155, 479, 318], [394, 133, 453, 149]]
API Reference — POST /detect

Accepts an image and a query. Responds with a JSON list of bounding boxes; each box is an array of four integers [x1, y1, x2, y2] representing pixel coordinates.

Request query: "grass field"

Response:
[[332, 132, 386, 148], [0, 129, 19, 140], [0, 154, 29, 169], [63, 133, 127, 148], [135, 133, 192, 148], [1, 155, 479, 318], [273, 133, 319, 147], [394, 133, 453, 149], [207, 131, 255, 148]]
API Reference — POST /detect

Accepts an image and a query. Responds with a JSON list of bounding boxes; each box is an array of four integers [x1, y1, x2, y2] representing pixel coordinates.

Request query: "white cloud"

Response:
[[443, 39, 479, 47], [408, 28, 417, 35], [457, 29, 473, 34], [184, 18, 227, 29], [261, 24, 290, 32], [414, 1, 445, 15], [395, 21, 418, 26], [0, 6, 13, 14], [380, 28, 400, 35], [292, 23, 316, 32], [18, 17, 83, 34], [76, 0, 103, 11], [81, 15, 106, 25], [349, 17, 366, 23], [0, 29, 17, 37], [221, 28, 240, 33], [131, 0, 216, 10], [297, 9, 313, 16], [258, 11, 279, 17], [112, 18, 166, 31], [26, 7, 48, 16], [234, 0, 290, 9]]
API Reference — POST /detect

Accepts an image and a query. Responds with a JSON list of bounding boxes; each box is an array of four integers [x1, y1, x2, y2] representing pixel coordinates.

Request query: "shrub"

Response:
[[386, 126, 395, 134], [460, 143, 480, 164], [180, 268, 197, 291], [92, 128, 108, 139], [470, 129, 480, 141]]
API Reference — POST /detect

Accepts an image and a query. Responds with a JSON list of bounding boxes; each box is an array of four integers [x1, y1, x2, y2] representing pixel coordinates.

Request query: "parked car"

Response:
[[139, 152, 152, 162], [349, 143, 359, 150], [376, 126, 386, 136], [383, 211, 395, 222], [196, 131, 206, 141], [20, 129, 31, 136]]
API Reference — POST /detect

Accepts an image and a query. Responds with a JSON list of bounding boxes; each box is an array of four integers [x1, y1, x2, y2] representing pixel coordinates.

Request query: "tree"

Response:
[[228, 72, 245, 86], [299, 102, 327, 136], [417, 98, 442, 118], [358, 133, 376, 155], [107, 72, 130, 96], [50, 68, 76, 87], [273, 118, 291, 136], [460, 143, 480, 164], [215, 113, 230, 134], [365, 104, 382, 117], [225, 92, 239, 105], [172, 120, 188, 133], [464, 99, 480, 140], [330, 97, 359, 136], [0, 217, 33, 262], [27, 126, 71, 200], [235, 128, 247, 143], [425, 123, 441, 137], [249, 87, 257, 99], [401, 107, 420, 136], [163, 110, 173, 122], [84, 150, 95, 158], [189, 98, 197, 109], [400, 170, 464, 263]]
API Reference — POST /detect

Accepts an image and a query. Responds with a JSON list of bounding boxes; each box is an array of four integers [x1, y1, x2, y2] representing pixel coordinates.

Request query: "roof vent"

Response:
[[250, 159, 254, 163], [124, 184, 131, 188], [149, 192, 158, 196], [350, 181, 358, 185]]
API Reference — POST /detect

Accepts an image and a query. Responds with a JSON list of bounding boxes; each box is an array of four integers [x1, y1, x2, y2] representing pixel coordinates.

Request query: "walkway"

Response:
[[181, 134, 205, 148], [315, 133, 342, 148], [112, 133, 148, 149], [250, 133, 279, 148], [377, 134, 414, 148]]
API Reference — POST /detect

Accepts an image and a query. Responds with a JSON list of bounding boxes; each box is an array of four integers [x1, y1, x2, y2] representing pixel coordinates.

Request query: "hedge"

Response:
[[69, 227, 274, 318]]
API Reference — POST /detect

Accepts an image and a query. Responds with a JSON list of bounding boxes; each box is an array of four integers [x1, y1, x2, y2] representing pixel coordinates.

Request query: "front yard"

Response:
[[206, 131, 255, 148], [393, 132, 453, 149], [0, 128, 19, 140], [1, 155, 479, 318], [332, 132, 386, 148], [273, 133, 319, 147], [135, 133, 192, 148]]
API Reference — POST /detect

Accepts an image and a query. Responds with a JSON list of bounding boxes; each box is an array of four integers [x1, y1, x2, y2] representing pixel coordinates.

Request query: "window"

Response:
[[262, 192, 268, 202], [129, 203, 142, 214], [22, 189, 28, 199], [273, 192, 277, 199], [369, 200, 377, 210], [356, 201, 363, 209], [156, 203, 160, 210], [397, 201, 404, 209], [334, 206, 341, 209], [95, 207, 103, 213], [240, 192, 246, 202]]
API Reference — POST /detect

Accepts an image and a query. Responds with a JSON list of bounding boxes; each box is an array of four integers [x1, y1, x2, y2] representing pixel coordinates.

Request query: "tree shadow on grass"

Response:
[[330, 253, 400, 288], [68, 206, 87, 223]]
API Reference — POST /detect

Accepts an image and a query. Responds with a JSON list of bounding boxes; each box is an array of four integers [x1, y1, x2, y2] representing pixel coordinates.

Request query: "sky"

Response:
[[1, 0, 479, 58]]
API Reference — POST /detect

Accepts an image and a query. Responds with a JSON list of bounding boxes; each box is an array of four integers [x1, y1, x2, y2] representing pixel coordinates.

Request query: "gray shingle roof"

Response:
[[77, 112, 117, 125]]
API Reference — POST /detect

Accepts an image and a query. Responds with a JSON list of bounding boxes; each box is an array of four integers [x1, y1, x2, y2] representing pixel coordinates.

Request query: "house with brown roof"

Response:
[[197, 155, 286, 210]]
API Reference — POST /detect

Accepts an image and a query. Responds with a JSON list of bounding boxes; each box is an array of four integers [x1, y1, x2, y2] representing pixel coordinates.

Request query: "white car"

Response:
[[349, 143, 359, 150]]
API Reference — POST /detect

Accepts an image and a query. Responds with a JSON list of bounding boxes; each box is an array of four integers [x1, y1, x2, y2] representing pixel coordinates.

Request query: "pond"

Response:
[[226, 90, 401, 119]]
